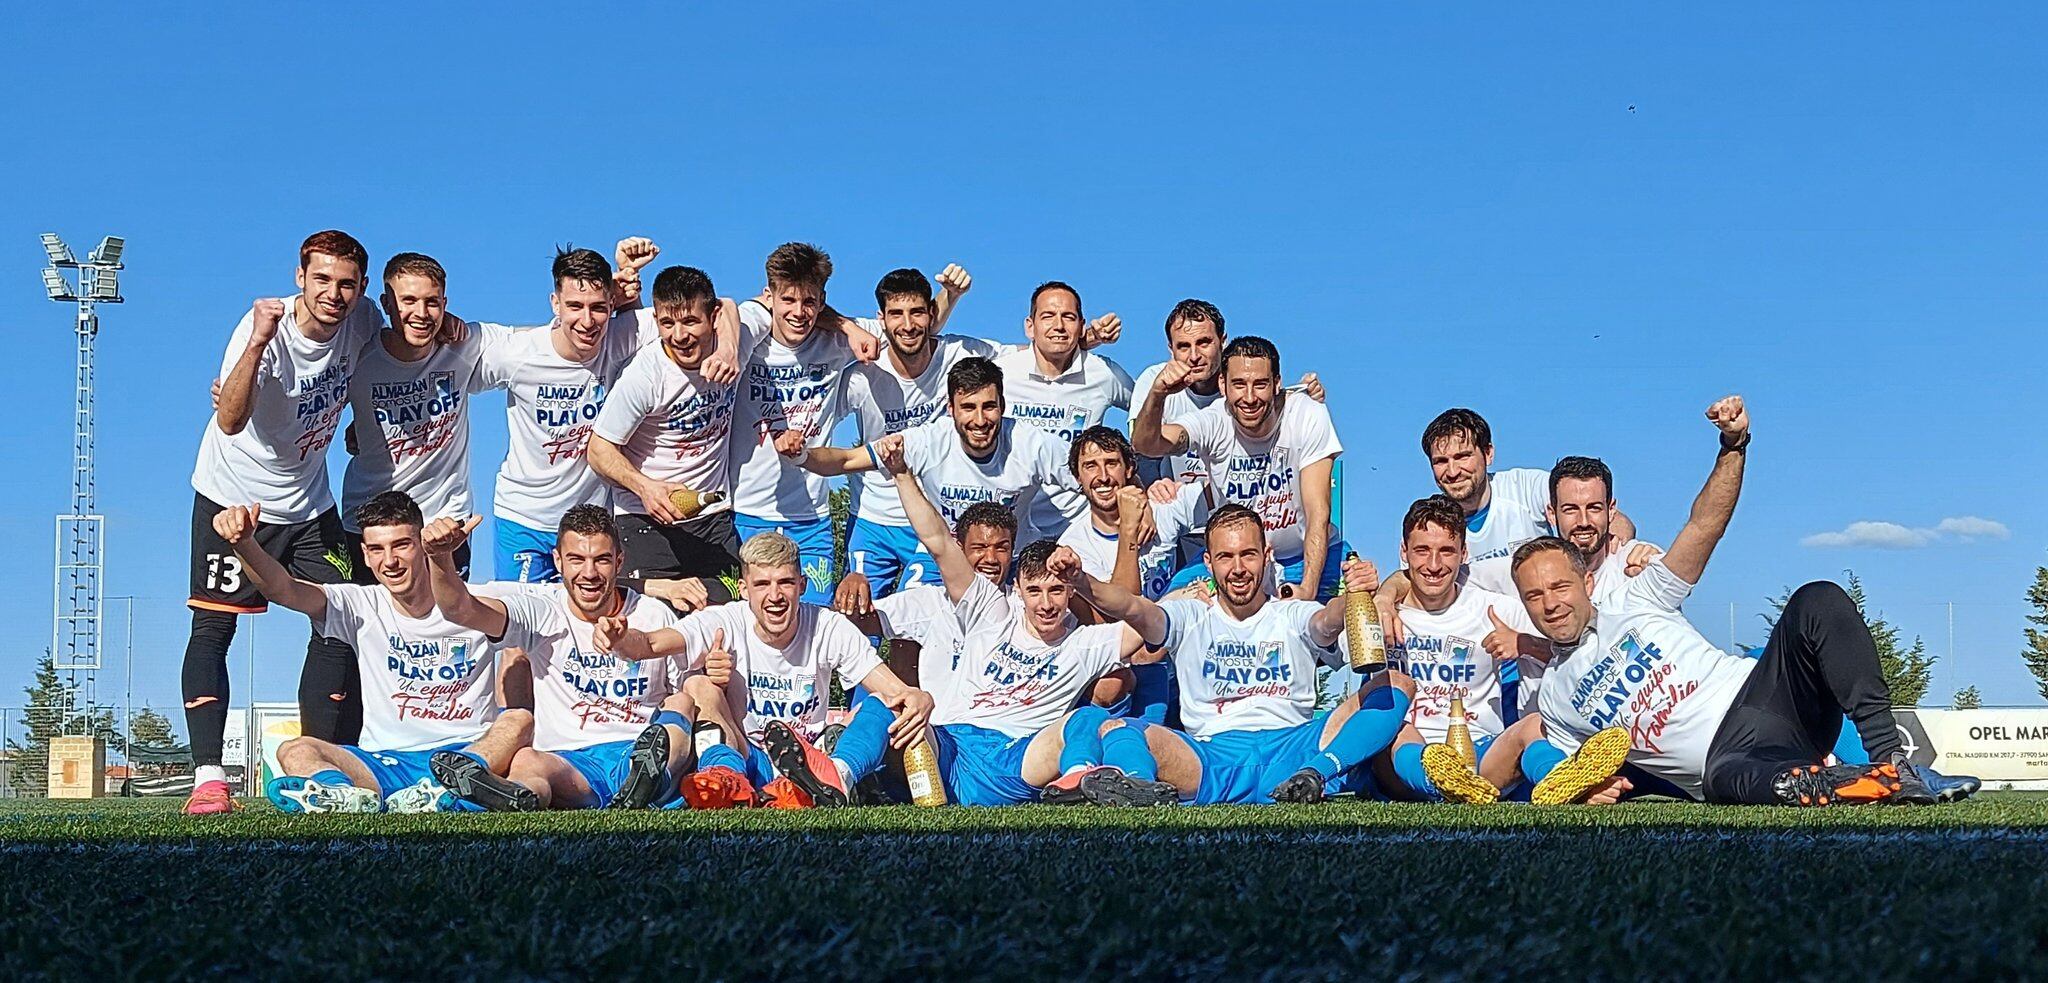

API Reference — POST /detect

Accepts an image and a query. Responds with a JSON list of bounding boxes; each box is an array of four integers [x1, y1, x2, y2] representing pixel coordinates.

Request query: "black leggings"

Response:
[[1701, 581, 1901, 803]]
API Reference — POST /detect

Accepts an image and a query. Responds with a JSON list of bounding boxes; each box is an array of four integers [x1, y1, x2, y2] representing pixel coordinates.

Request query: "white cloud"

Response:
[[1933, 516, 2011, 541], [1802, 516, 2010, 550]]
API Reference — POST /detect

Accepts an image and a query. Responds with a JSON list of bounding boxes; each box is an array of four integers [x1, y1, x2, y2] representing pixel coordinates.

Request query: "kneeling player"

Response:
[[213, 492, 530, 813], [418, 507, 704, 811], [1065, 505, 1410, 804]]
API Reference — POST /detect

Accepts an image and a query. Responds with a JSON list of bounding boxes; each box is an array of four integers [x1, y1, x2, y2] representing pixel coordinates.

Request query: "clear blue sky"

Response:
[[4, 3, 2045, 732]]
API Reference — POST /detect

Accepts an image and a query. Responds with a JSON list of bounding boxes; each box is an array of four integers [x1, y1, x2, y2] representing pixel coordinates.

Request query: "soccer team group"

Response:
[[177, 229, 1981, 816]]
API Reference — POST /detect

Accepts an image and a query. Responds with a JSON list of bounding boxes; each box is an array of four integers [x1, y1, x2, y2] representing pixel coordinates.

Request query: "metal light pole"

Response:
[[42, 232, 123, 734]]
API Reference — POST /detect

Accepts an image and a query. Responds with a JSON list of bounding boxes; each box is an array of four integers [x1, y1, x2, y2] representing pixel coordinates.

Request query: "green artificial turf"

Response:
[[3, 795, 2045, 979]]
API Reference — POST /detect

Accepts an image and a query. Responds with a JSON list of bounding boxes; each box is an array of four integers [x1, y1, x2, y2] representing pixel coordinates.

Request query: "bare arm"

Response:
[[214, 300, 285, 436], [1056, 547, 1171, 646], [1130, 365, 1193, 458], [895, 468, 977, 603], [1293, 456, 1335, 597], [1108, 489, 1148, 596], [931, 264, 970, 333], [1308, 557, 1380, 647], [586, 433, 686, 525], [1659, 396, 1750, 586], [215, 504, 327, 621], [798, 444, 880, 477], [421, 517, 506, 637]]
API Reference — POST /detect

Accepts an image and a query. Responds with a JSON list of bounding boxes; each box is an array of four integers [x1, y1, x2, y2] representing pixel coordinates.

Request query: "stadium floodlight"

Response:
[[43, 269, 76, 301], [41, 232, 76, 267], [88, 269, 120, 300], [89, 236, 124, 267]]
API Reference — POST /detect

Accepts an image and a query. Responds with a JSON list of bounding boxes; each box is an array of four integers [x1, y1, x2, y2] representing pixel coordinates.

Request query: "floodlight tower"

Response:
[[41, 232, 123, 721]]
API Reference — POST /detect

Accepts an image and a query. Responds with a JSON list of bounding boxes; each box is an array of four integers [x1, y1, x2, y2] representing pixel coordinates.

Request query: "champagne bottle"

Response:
[[903, 737, 948, 807], [1343, 551, 1387, 674], [1446, 692, 1478, 769], [667, 488, 727, 521]]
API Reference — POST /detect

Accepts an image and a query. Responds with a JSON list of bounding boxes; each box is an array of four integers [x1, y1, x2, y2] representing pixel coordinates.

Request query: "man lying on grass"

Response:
[[214, 491, 532, 813], [417, 505, 702, 811], [1511, 396, 1979, 806]]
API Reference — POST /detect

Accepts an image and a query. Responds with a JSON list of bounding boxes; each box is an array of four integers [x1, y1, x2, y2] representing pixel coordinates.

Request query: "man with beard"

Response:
[[416, 506, 704, 811], [183, 230, 392, 814], [838, 265, 995, 596], [1059, 505, 1409, 804], [1517, 396, 1976, 806], [1462, 456, 1660, 605], [212, 492, 530, 813], [1420, 409, 1637, 564], [801, 357, 1080, 545], [1132, 336, 1348, 600]]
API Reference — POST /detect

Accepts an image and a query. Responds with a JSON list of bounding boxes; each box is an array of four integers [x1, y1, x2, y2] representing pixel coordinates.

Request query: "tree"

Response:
[[128, 707, 176, 747], [1952, 686, 1982, 710], [8, 651, 116, 796], [2024, 566, 2048, 701], [1764, 571, 1935, 708]]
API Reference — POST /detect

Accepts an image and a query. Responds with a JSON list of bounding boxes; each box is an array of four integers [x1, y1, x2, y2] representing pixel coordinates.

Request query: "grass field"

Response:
[[5, 795, 2047, 980]]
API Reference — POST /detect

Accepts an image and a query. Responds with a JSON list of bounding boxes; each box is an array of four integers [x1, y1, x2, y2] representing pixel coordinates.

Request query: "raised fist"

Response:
[[615, 237, 660, 272], [212, 503, 262, 544], [936, 263, 972, 298], [1706, 395, 1749, 440], [1083, 312, 1122, 348], [1046, 545, 1086, 584], [250, 299, 286, 343], [1153, 359, 1193, 395]]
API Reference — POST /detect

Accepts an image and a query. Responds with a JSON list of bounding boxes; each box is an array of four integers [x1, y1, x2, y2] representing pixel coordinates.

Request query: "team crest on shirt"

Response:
[[747, 673, 820, 725], [1568, 628, 1694, 752]]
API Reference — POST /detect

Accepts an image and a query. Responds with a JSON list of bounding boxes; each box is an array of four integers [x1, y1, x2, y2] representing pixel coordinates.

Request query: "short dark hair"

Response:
[[1549, 456, 1614, 502], [652, 266, 717, 312], [552, 247, 613, 292], [557, 504, 619, 549], [1402, 495, 1468, 544], [766, 243, 832, 290], [1204, 503, 1267, 547], [355, 491, 423, 533], [875, 268, 933, 308], [948, 356, 1004, 402], [1068, 425, 1137, 480], [299, 230, 368, 275], [1422, 408, 1491, 456], [1219, 335, 1280, 380], [1510, 536, 1587, 576], [1029, 280, 1082, 315], [383, 251, 446, 289], [1164, 299, 1225, 339], [1013, 538, 1064, 582], [955, 502, 1018, 543]]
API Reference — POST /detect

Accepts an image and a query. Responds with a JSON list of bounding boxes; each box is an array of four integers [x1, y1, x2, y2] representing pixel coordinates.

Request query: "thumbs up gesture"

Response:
[[421, 515, 482, 555], [704, 628, 734, 686], [1482, 606, 1521, 662]]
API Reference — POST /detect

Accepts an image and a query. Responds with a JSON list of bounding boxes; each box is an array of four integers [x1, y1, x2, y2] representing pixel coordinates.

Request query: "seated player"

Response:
[[611, 532, 935, 808], [1131, 336, 1350, 600], [415, 507, 703, 811], [1364, 495, 1562, 803], [882, 465, 1176, 807], [1064, 504, 1412, 805], [1518, 396, 1977, 806], [211, 492, 530, 813]]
